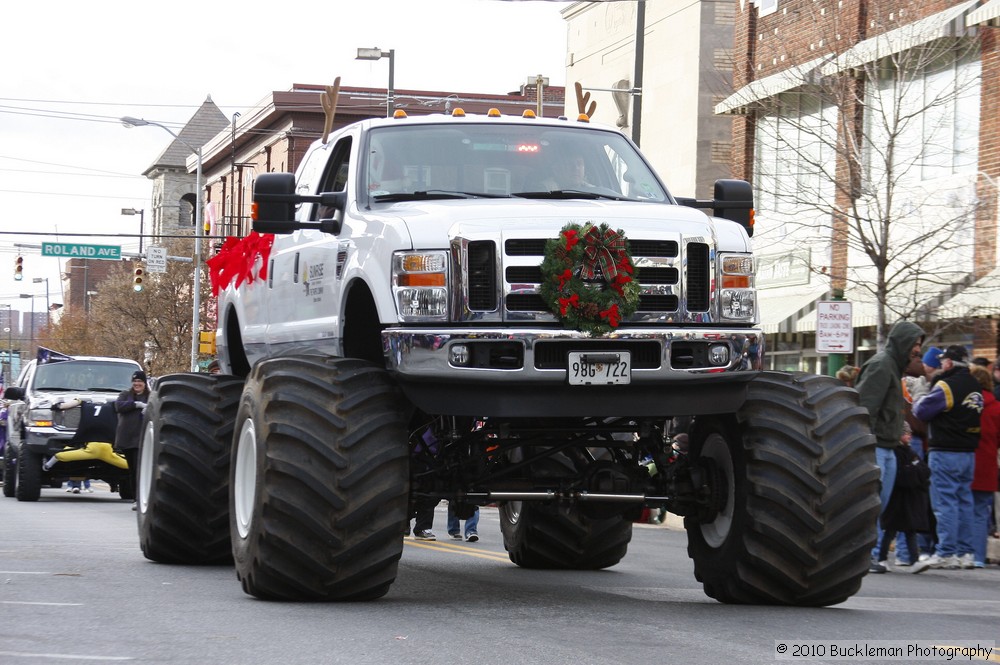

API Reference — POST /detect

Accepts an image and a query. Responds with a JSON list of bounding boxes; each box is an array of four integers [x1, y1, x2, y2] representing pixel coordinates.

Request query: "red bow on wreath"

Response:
[[581, 225, 626, 281], [559, 293, 580, 315], [599, 304, 621, 328]]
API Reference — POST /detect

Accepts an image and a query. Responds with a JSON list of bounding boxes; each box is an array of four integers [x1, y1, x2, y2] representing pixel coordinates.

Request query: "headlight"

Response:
[[392, 251, 449, 321], [27, 408, 55, 428], [719, 253, 754, 320]]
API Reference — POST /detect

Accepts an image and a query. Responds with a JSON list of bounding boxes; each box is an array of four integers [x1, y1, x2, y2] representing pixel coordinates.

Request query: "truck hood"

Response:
[[26, 390, 117, 411], [369, 199, 752, 251]]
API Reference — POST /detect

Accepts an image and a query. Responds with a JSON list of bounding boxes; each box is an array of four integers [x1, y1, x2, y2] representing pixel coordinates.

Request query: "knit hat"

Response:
[[132, 370, 147, 382], [940, 345, 969, 363], [921, 347, 943, 368]]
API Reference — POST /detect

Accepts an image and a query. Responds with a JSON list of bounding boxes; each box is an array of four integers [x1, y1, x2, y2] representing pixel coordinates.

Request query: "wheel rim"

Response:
[[234, 418, 258, 539], [698, 433, 735, 549], [138, 421, 155, 512]]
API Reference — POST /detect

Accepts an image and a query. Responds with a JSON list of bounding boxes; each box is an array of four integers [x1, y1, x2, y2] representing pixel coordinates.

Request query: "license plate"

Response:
[[567, 351, 631, 386]]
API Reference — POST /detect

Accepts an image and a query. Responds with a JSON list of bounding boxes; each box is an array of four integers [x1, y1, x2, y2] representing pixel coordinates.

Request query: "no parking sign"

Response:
[[815, 301, 853, 353]]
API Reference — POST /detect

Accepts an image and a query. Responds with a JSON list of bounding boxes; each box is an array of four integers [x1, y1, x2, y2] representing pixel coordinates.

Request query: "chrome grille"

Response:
[[459, 233, 714, 324]]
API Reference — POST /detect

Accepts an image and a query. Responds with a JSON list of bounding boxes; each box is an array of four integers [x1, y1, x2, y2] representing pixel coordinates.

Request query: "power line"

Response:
[[0, 168, 144, 179], [1, 231, 235, 239], [0, 189, 148, 200], [0, 96, 252, 111], [0, 155, 146, 177]]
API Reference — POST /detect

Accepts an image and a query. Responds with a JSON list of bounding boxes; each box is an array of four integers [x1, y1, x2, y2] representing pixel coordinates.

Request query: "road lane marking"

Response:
[[404, 539, 511, 562], [1, 601, 84, 606], [839, 596, 1000, 617], [0, 651, 134, 661]]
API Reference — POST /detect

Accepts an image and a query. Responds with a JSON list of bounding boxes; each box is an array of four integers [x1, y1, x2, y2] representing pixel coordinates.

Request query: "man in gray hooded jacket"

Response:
[[855, 320, 925, 573]]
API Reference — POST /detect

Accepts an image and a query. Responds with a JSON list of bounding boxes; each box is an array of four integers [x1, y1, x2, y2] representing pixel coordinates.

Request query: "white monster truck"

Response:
[[137, 109, 878, 605]]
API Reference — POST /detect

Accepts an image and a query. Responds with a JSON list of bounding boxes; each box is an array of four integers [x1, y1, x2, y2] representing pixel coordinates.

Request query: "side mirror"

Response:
[[713, 179, 754, 237], [252, 173, 298, 232], [676, 179, 755, 237], [4, 386, 24, 400]]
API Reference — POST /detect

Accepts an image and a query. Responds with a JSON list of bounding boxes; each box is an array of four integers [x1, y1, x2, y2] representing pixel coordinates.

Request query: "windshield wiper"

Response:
[[512, 190, 627, 201], [372, 189, 507, 202]]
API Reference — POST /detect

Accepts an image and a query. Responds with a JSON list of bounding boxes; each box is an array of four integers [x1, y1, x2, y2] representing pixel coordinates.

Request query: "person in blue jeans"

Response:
[[913, 345, 983, 569], [855, 320, 925, 574], [447, 502, 479, 542]]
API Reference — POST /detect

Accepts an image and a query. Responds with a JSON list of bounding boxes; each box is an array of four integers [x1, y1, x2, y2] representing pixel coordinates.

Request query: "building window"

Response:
[[864, 47, 981, 184]]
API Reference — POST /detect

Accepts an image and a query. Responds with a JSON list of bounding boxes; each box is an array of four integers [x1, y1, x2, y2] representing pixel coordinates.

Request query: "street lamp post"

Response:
[[527, 74, 549, 117], [121, 116, 203, 372], [121, 208, 145, 254], [32, 277, 50, 327], [356, 47, 395, 117]]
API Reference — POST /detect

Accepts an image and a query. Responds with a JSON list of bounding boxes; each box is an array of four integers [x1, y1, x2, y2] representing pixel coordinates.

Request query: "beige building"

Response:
[[561, 0, 737, 200]]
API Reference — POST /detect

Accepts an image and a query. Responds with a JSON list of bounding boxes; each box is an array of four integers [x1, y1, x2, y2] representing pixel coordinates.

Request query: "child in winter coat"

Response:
[[877, 424, 933, 574]]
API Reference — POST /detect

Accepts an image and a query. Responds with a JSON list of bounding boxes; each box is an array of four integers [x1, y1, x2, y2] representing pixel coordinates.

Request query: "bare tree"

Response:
[[746, 8, 983, 346], [45, 238, 209, 374]]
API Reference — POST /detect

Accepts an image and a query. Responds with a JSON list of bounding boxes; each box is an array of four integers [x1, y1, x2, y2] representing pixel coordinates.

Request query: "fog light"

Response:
[[708, 344, 729, 366], [450, 344, 470, 366]]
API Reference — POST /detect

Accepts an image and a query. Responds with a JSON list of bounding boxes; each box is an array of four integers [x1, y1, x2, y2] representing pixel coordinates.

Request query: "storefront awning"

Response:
[[715, 56, 830, 115], [759, 286, 829, 333], [938, 267, 1000, 318], [968, 0, 1000, 27], [820, 0, 979, 75]]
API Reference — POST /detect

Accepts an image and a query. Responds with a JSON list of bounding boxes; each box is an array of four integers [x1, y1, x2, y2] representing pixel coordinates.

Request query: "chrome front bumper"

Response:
[[382, 327, 764, 417], [383, 326, 763, 382]]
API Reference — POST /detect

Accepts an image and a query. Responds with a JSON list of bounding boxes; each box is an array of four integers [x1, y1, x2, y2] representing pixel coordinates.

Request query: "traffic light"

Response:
[[14, 256, 23, 280], [198, 331, 216, 355], [133, 267, 144, 292]]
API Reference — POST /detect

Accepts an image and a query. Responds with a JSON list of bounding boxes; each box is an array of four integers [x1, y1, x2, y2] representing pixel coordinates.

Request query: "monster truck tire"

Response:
[[230, 355, 409, 601], [3, 443, 16, 497], [137, 373, 244, 564], [685, 371, 878, 606], [15, 448, 42, 501], [500, 500, 632, 569]]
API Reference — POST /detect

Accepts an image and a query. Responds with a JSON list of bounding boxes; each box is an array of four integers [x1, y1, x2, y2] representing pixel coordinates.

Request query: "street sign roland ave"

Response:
[[146, 246, 168, 273], [815, 300, 853, 354], [41, 242, 121, 261]]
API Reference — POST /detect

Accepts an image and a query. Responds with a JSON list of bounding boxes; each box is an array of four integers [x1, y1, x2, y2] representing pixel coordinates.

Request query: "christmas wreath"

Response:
[[538, 222, 641, 336]]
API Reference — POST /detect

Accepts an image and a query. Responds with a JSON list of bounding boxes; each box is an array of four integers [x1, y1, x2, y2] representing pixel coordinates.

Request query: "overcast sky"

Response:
[[0, 0, 572, 313]]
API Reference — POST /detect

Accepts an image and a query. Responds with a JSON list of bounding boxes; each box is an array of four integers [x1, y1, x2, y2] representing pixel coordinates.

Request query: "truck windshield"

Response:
[[33, 360, 137, 392], [363, 123, 669, 204]]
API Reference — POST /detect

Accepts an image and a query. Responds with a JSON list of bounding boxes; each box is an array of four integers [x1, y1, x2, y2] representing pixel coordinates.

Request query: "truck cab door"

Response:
[[265, 135, 355, 354]]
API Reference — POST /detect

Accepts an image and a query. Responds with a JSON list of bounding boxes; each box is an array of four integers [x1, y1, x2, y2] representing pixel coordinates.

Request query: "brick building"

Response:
[[716, 0, 1000, 369], [61, 258, 119, 313]]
